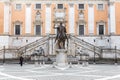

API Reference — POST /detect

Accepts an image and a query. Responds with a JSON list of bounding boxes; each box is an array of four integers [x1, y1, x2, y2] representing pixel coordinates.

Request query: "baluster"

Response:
[[3, 46, 5, 64]]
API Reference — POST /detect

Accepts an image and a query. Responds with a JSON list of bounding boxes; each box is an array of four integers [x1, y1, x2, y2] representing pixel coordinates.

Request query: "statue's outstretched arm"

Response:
[[53, 27, 58, 29], [53, 24, 58, 29]]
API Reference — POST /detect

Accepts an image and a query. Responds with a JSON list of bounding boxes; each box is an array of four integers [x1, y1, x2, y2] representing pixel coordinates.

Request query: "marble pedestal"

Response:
[[56, 49, 68, 67]]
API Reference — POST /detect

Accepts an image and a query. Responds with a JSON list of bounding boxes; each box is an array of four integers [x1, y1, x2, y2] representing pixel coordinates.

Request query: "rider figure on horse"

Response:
[[53, 22, 68, 49]]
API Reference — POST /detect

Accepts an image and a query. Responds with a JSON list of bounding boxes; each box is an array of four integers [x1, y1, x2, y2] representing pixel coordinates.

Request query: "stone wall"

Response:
[[0, 36, 9, 49]]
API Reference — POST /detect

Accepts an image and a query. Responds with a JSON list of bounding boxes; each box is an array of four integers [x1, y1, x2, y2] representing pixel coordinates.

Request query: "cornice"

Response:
[[10, 0, 109, 3], [1, 0, 120, 4], [2, 0, 120, 2], [10, 0, 109, 1]]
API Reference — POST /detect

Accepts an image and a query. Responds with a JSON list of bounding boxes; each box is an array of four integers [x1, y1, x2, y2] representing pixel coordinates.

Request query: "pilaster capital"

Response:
[[46, 3, 51, 7], [88, 3, 93, 7], [4, 1, 10, 6], [69, 3, 74, 7], [109, 2, 115, 5], [26, 3, 31, 7], [108, 0, 115, 5]]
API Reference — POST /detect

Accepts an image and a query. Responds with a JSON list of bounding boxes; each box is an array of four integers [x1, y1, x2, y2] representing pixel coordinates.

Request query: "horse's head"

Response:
[[60, 22, 62, 26]]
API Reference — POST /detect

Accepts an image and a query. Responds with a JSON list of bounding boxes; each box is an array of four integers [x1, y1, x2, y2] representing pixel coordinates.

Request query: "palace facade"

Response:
[[0, 0, 120, 52]]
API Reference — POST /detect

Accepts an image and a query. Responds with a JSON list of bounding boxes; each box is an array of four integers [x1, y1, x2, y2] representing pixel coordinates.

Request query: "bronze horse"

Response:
[[54, 23, 68, 49]]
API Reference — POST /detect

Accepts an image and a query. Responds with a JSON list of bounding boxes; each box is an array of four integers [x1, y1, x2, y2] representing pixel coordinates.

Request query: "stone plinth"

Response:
[[56, 49, 68, 66]]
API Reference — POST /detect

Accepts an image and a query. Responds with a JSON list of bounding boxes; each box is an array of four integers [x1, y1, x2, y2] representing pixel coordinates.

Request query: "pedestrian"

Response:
[[20, 55, 24, 66]]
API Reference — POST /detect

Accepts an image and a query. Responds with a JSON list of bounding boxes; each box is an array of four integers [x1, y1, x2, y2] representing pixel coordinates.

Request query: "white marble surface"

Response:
[[56, 49, 68, 66], [0, 64, 120, 80]]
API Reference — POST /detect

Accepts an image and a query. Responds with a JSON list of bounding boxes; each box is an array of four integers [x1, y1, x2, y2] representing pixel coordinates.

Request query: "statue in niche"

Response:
[[35, 10, 41, 21], [79, 10, 84, 20]]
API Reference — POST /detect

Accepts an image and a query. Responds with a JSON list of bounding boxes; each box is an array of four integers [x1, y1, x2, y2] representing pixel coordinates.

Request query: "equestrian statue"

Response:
[[53, 22, 68, 49]]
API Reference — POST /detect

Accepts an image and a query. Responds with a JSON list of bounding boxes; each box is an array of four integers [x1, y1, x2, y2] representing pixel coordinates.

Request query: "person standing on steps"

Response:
[[19, 55, 24, 66]]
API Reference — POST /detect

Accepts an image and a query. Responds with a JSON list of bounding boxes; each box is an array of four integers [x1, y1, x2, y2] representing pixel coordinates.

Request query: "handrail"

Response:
[[17, 36, 49, 55], [18, 36, 48, 50], [0, 34, 120, 59], [70, 35, 102, 55], [102, 48, 120, 54], [70, 35, 101, 49], [0, 36, 49, 56], [0, 49, 3, 54], [70, 35, 120, 56], [74, 42, 100, 54], [23, 41, 47, 54], [0, 48, 18, 56], [18, 36, 48, 49]]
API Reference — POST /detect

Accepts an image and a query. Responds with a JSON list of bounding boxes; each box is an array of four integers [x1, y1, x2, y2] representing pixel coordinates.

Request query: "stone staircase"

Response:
[[0, 34, 120, 61], [69, 35, 120, 59], [17, 36, 49, 56], [69, 35, 102, 57], [0, 36, 49, 59]]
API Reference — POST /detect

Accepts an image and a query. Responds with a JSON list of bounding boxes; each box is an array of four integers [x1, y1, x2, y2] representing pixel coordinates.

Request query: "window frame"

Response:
[[34, 25, 41, 35], [98, 25, 104, 35], [97, 22, 105, 35], [57, 4, 64, 9], [35, 3, 42, 10], [97, 4, 104, 11], [78, 4, 85, 10], [15, 4, 22, 10], [78, 24, 85, 35], [14, 24, 21, 35]]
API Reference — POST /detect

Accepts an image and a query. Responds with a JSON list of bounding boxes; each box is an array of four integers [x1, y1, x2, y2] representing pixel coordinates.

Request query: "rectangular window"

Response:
[[35, 4, 41, 9], [79, 25, 84, 35], [99, 25, 104, 35], [16, 4, 21, 10], [15, 25, 20, 35], [35, 25, 41, 35], [78, 4, 84, 10], [57, 4, 63, 9], [98, 4, 103, 10]]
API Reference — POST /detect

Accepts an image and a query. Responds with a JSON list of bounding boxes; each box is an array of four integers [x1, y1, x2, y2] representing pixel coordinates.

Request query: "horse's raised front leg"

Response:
[[63, 40, 65, 49], [58, 41, 61, 49]]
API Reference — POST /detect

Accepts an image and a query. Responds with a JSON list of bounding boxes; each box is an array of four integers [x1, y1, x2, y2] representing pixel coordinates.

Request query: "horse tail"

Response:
[[55, 37, 57, 43], [66, 35, 69, 49], [55, 34, 58, 43]]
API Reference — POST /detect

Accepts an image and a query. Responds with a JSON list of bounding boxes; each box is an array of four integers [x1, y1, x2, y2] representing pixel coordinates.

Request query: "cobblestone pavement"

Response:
[[0, 64, 120, 80]]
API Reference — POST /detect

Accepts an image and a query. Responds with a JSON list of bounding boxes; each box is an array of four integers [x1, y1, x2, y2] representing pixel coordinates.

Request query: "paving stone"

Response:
[[0, 64, 120, 80]]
